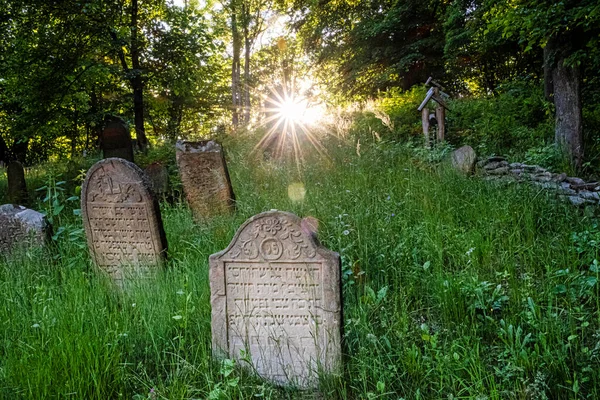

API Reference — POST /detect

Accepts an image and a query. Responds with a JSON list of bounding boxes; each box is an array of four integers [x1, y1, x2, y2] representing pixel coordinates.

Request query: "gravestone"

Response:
[[176, 140, 235, 220], [144, 162, 170, 199], [0, 204, 49, 254], [7, 161, 28, 205], [451, 145, 477, 175], [101, 116, 134, 162], [210, 210, 342, 388], [81, 158, 167, 283]]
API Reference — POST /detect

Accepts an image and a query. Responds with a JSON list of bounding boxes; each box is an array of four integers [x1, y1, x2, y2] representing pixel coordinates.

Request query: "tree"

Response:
[[489, 0, 600, 169]]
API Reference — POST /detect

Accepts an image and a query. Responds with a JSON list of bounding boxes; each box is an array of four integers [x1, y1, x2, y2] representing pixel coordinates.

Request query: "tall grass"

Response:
[[1, 130, 599, 399]]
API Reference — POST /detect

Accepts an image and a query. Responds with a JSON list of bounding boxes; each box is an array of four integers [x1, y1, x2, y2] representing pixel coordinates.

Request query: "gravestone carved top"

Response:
[[209, 211, 342, 388], [0, 204, 49, 254], [81, 158, 167, 283], [101, 116, 134, 162], [176, 140, 235, 220]]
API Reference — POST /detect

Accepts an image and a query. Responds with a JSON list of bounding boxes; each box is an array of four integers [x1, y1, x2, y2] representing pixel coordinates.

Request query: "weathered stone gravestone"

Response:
[[7, 161, 28, 205], [0, 204, 49, 254], [176, 140, 235, 220], [210, 211, 342, 388], [101, 116, 134, 162], [81, 158, 167, 283], [144, 162, 170, 199], [451, 145, 477, 175]]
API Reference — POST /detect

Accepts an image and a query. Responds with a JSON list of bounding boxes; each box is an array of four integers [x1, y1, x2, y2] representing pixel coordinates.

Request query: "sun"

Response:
[[252, 85, 327, 169]]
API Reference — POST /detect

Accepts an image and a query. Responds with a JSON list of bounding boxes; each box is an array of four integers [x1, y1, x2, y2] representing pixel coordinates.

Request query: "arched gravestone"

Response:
[[210, 211, 342, 388], [101, 116, 134, 162], [176, 140, 235, 220], [81, 158, 167, 283], [7, 161, 28, 205]]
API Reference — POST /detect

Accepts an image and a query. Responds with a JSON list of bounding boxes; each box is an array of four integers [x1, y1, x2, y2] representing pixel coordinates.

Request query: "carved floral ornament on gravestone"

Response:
[[81, 158, 167, 284], [210, 211, 342, 388]]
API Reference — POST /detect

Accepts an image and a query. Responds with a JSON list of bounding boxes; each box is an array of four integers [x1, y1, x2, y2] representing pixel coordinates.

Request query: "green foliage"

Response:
[[2, 134, 600, 398], [447, 82, 554, 158]]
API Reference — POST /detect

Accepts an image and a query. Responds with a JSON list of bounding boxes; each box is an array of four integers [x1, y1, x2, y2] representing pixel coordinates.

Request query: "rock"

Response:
[[487, 156, 506, 162], [176, 140, 235, 220], [571, 182, 599, 191], [487, 166, 510, 175], [566, 176, 585, 185], [552, 173, 568, 182], [533, 172, 553, 182], [511, 169, 524, 176], [484, 160, 509, 170], [81, 158, 168, 284], [209, 211, 342, 388], [569, 196, 588, 206], [0, 204, 50, 253], [559, 182, 577, 195], [578, 191, 600, 201], [451, 145, 477, 174], [510, 163, 524, 169], [7, 161, 28, 205], [101, 116, 134, 162], [144, 162, 169, 198]]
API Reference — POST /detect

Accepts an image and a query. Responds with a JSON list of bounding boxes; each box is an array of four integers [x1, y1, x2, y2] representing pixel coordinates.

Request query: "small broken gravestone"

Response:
[[81, 158, 167, 283], [101, 116, 134, 162], [209, 210, 342, 388], [0, 204, 50, 254], [7, 161, 28, 205], [451, 145, 477, 174], [176, 140, 235, 220], [144, 162, 170, 199]]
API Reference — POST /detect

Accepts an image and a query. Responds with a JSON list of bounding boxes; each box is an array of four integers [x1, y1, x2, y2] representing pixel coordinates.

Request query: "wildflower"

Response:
[[31, 323, 40, 328], [176, 289, 184, 295], [342, 230, 350, 236], [172, 315, 183, 320]]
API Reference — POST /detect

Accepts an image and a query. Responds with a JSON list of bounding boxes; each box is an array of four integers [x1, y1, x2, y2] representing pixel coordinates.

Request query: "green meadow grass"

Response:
[[1, 133, 600, 399]]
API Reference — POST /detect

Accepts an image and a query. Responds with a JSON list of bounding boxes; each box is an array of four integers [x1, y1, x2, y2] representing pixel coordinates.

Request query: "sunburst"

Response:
[[251, 84, 328, 171]]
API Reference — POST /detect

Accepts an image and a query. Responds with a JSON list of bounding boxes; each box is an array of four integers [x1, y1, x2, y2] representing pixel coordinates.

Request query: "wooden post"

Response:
[[436, 105, 445, 142], [421, 107, 430, 148]]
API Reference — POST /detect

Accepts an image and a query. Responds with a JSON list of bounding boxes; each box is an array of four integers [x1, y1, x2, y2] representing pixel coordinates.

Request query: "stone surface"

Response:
[[578, 191, 600, 201], [101, 116, 134, 162], [451, 145, 477, 174], [176, 140, 235, 220], [487, 166, 510, 175], [0, 204, 49, 253], [7, 161, 28, 205], [566, 176, 585, 185], [569, 196, 588, 206], [487, 156, 506, 162], [484, 160, 509, 170], [144, 162, 170, 198], [552, 173, 568, 182], [209, 211, 342, 388], [81, 158, 167, 283]]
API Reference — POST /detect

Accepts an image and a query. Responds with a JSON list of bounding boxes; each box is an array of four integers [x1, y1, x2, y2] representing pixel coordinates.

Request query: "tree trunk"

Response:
[[553, 57, 582, 169], [0, 133, 8, 165], [131, 0, 149, 152], [242, 2, 251, 124], [231, 2, 242, 128], [543, 39, 555, 101]]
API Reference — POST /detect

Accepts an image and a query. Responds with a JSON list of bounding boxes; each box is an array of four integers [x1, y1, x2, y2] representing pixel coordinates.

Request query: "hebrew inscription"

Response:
[[81, 158, 167, 283], [210, 211, 342, 388], [176, 140, 235, 220]]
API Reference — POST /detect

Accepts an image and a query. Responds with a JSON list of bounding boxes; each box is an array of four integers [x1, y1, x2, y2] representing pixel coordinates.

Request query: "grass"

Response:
[[1, 130, 600, 399]]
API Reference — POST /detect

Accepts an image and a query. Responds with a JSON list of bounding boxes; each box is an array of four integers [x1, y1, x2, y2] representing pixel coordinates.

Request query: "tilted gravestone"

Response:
[[81, 158, 167, 283], [210, 211, 342, 388], [101, 116, 134, 162], [7, 161, 28, 205], [0, 204, 50, 254], [176, 140, 235, 220], [144, 162, 170, 199], [451, 145, 477, 175]]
